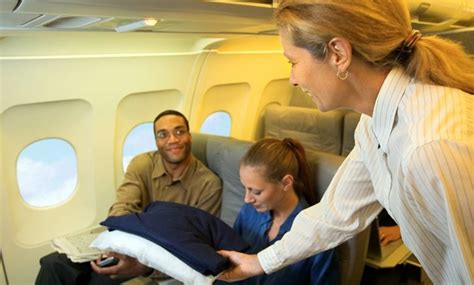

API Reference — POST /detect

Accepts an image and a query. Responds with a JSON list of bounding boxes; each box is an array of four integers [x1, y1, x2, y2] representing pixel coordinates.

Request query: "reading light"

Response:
[[115, 18, 158, 32]]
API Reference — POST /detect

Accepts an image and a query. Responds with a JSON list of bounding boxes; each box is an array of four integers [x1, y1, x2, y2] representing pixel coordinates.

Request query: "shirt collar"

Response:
[[262, 198, 307, 243], [152, 153, 196, 185], [261, 210, 272, 227], [152, 152, 167, 179], [372, 67, 412, 153], [279, 198, 306, 233], [260, 198, 307, 228]]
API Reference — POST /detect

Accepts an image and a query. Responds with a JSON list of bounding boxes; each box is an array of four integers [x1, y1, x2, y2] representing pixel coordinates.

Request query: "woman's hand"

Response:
[[90, 252, 153, 279], [217, 250, 264, 282], [379, 226, 401, 246]]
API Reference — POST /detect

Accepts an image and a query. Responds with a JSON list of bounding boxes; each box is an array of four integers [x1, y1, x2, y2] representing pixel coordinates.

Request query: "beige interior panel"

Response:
[[197, 83, 251, 137], [191, 35, 290, 140], [1, 100, 96, 284], [2, 100, 95, 245]]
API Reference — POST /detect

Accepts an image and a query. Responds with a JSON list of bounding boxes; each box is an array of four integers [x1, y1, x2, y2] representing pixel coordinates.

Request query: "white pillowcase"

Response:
[[90, 230, 217, 285]]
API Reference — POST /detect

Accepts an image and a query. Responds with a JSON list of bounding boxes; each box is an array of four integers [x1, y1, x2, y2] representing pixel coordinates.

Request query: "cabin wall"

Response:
[[0, 31, 291, 284]]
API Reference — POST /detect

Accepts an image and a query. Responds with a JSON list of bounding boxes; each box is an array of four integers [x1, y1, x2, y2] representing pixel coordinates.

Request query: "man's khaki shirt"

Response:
[[109, 151, 222, 217]]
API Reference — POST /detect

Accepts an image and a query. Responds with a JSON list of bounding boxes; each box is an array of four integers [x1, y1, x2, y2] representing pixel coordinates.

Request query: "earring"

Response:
[[302, 89, 311, 97], [336, 70, 348, 80]]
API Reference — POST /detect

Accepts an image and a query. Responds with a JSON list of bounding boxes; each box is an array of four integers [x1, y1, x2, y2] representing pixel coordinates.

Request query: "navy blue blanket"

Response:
[[101, 201, 249, 276]]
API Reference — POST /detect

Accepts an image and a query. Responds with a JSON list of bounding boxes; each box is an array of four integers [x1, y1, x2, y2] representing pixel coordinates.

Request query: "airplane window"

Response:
[[123, 123, 157, 172], [16, 139, 78, 207], [200, 111, 231, 137]]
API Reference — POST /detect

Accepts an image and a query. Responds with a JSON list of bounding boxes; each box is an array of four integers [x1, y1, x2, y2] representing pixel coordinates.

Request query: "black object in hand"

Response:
[[97, 256, 119, 267]]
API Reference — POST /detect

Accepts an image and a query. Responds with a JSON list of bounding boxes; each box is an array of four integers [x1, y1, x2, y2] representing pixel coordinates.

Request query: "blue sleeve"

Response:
[[310, 248, 340, 285]]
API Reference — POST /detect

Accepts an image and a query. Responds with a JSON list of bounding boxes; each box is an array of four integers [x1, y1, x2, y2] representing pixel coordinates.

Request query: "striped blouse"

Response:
[[258, 67, 474, 284]]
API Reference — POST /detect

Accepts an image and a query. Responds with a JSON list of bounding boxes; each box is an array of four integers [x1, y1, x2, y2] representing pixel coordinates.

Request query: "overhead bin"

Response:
[[0, 0, 472, 34], [13, 0, 274, 21], [4, 0, 275, 33]]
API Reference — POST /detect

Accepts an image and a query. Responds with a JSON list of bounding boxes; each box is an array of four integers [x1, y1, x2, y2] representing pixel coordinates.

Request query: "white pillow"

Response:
[[90, 230, 217, 285]]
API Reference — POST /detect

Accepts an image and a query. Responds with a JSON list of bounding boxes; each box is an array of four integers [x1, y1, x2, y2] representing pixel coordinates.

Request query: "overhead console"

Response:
[[0, 0, 277, 34], [0, 0, 472, 34]]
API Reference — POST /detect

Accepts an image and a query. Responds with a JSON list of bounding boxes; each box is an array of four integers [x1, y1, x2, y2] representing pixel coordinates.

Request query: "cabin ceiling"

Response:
[[0, 0, 277, 34], [0, 0, 473, 35]]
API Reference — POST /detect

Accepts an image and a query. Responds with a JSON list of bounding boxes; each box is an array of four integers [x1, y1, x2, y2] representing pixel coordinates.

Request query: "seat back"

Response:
[[262, 105, 346, 155]]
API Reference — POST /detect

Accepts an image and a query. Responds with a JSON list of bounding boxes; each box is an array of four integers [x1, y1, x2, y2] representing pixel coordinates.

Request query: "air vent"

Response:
[[43, 16, 103, 28], [205, 0, 276, 8]]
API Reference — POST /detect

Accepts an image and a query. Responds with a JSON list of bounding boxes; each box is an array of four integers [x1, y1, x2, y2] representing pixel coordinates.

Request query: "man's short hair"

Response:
[[153, 110, 190, 137]]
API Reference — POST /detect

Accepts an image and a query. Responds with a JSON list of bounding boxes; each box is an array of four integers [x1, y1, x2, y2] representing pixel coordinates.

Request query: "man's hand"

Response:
[[90, 252, 153, 279], [217, 251, 264, 282], [379, 226, 401, 246]]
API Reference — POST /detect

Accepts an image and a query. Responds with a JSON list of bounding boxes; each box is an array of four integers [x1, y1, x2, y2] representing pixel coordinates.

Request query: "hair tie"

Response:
[[282, 138, 294, 149], [395, 29, 422, 63], [403, 30, 422, 51]]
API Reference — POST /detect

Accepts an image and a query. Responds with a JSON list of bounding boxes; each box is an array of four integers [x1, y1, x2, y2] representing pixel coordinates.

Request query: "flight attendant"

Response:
[[218, 1, 474, 284]]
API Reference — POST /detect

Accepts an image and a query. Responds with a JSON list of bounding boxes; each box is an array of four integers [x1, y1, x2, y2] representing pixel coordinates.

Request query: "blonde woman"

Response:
[[218, 1, 474, 284]]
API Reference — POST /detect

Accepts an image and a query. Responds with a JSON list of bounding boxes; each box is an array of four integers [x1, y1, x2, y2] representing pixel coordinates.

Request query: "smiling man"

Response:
[[36, 110, 223, 285], [107, 110, 222, 218]]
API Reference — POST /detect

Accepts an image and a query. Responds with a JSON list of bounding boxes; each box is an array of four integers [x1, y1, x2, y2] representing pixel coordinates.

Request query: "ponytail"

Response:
[[241, 138, 317, 205], [406, 36, 474, 94], [282, 138, 317, 205]]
